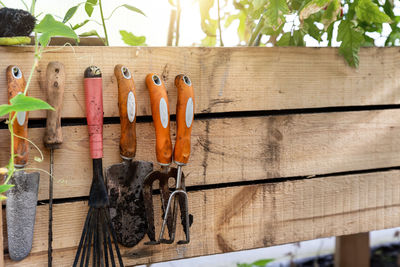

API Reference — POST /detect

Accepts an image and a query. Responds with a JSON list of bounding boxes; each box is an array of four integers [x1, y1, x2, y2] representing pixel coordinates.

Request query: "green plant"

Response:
[[237, 258, 274, 267], [199, 0, 399, 67], [0, 4, 78, 198], [62, 0, 146, 46]]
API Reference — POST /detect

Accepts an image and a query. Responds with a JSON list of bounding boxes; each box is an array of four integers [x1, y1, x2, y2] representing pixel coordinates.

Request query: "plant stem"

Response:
[[175, 0, 181, 46], [0, 1, 6, 7], [98, 0, 109, 46], [30, 0, 36, 16], [217, 0, 224, 46], [167, 9, 176, 46], [248, 14, 265, 46]]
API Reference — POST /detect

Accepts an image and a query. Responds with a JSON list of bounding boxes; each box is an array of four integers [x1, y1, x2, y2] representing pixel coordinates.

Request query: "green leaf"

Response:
[[252, 259, 275, 266], [63, 5, 79, 23], [120, 30, 146, 46], [0, 184, 13, 194], [264, 0, 290, 30], [80, 30, 100, 37], [327, 21, 334, 46], [72, 20, 90, 30], [304, 18, 322, 41], [355, 0, 391, 24], [0, 36, 31, 46], [276, 32, 291, 45], [225, 13, 241, 28], [85, 0, 98, 17], [122, 4, 146, 17], [254, 0, 267, 10], [34, 14, 79, 47], [385, 30, 400, 46], [201, 35, 217, 46], [337, 20, 364, 67], [321, 0, 341, 29], [299, 0, 330, 21], [0, 94, 54, 117]]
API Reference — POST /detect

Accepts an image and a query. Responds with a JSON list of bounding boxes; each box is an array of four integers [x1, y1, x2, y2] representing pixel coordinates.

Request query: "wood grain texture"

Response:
[[1, 109, 400, 200], [4, 170, 400, 266], [1, 47, 400, 118], [335, 233, 370, 267]]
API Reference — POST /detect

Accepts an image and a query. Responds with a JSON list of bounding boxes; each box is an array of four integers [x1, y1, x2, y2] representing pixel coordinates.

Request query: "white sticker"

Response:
[[17, 111, 26, 126], [185, 97, 194, 128], [159, 98, 168, 128], [127, 91, 135, 123]]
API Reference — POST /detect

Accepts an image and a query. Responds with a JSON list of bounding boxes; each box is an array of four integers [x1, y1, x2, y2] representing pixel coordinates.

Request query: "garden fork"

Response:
[[143, 74, 194, 245]]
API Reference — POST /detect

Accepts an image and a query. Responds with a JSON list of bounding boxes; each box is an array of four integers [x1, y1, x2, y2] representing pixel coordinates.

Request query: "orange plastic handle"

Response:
[[145, 73, 172, 165], [173, 75, 194, 165], [7, 66, 28, 167], [115, 65, 137, 159]]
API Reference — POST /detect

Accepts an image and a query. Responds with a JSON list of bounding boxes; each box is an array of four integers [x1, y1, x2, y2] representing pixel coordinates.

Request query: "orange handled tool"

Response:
[[174, 74, 194, 165], [115, 65, 137, 159], [7, 65, 28, 167], [145, 74, 172, 166]]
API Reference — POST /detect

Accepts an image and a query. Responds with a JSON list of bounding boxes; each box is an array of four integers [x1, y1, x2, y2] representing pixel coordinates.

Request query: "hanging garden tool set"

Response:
[[4, 64, 194, 266]]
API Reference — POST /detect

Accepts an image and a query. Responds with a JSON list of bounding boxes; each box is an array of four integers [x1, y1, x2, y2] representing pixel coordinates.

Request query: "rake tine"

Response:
[[105, 210, 124, 267], [74, 208, 92, 267], [177, 191, 190, 244], [104, 215, 116, 267], [92, 209, 98, 267], [96, 212, 102, 267], [102, 215, 109, 267], [80, 210, 94, 267], [85, 208, 95, 267], [159, 176, 174, 240]]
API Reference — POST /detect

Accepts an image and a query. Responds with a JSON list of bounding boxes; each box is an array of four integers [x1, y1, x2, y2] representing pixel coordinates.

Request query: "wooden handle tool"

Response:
[[115, 65, 137, 159], [43, 62, 65, 149], [174, 74, 194, 165], [7, 65, 28, 167], [145, 73, 172, 166]]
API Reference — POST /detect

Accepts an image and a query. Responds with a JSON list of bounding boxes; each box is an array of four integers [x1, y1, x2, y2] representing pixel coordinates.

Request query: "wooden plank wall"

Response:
[[0, 46, 400, 266]]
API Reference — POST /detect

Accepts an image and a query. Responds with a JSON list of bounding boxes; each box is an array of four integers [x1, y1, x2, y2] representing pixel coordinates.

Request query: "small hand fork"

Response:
[[159, 74, 194, 244]]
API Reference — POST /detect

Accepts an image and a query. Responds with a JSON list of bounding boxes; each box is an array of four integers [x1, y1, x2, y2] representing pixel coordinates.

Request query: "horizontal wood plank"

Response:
[[1, 109, 400, 200], [0, 47, 399, 118], [4, 170, 400, 266]]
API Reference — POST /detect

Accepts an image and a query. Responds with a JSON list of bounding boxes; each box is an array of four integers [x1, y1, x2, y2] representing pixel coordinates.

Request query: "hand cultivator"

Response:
[[143, 73, 194, 245]]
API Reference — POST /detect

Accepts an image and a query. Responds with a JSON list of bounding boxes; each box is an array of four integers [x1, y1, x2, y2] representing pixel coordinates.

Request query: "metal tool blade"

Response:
[[105, 159, 153, 247], [6, 170, 40, 261]]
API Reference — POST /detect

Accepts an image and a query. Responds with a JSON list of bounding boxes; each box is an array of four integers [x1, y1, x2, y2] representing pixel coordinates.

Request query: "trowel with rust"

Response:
[[105, 65, 153, 247], [6, 65, 40, 261]]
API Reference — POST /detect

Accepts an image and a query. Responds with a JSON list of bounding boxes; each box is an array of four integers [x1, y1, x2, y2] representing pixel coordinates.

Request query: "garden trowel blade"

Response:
[[6, 170, 40, 261], [106, 159, 153, 247]]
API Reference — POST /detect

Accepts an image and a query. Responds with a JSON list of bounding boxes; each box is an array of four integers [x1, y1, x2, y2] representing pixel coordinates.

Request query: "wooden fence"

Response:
[[0, 46, 399, 266]]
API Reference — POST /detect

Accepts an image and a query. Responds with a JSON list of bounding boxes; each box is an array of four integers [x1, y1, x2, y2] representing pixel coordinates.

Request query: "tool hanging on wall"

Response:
[[42, 62, 65, 266], [73, 66, 124, 267], [143, 73, 194, 245], [105, 65, 153, 248], [6, 65, 40, 261]]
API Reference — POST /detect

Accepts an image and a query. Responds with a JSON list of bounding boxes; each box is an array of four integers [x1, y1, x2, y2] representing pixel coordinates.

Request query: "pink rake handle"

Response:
[[84, 77, 103, 159]]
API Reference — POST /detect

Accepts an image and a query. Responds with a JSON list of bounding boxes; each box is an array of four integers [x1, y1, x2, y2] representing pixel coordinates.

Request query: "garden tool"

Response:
[[105, 65, 153, 248], [73, 66, 124, 267], [159, 74, 194, 245], [142, 73, 174, 245], [6, 65, 40, 261], [143, 74, 194, 245], [43, 61, 65, 266]]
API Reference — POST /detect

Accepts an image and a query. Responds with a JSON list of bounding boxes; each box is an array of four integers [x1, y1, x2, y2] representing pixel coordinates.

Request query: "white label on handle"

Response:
[[185, 97, 194, 128], [159, 98, 168, 128], [17, 111, 26, 126], [127, 91, 135, 123], [16, 93, 26, 126]]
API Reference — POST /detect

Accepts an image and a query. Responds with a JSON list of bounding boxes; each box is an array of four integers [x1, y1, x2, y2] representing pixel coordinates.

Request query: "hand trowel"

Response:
[[106, 65, 153, 247], [6, 65, 40, 261]]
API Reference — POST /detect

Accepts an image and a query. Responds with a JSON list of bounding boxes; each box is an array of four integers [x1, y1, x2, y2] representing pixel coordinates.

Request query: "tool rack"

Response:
[[0, 46, 399, 266]]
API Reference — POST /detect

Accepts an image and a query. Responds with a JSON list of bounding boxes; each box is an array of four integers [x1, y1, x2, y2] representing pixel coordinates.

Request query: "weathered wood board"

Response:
[[1, 109, 400, 201], [1, 47, 399, 266], [4, 170, 400, 266], [0, 47, 399, 118]]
